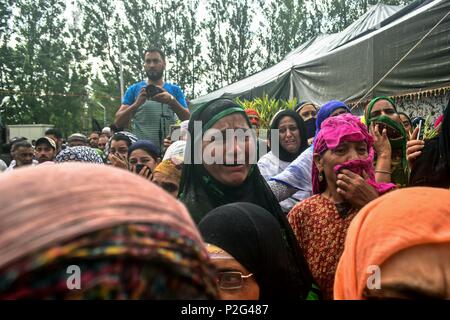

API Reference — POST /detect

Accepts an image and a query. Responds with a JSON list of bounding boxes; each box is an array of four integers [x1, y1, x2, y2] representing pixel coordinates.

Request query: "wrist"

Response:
[[377, 152, 391, 160], [168, 95, 177, 107], [375, 169, 392, 175]]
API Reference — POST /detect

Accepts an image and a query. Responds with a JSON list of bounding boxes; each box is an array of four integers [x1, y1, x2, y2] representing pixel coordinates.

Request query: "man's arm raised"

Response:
[[152, 91, 190, 121], [114, 87, 147, 128]]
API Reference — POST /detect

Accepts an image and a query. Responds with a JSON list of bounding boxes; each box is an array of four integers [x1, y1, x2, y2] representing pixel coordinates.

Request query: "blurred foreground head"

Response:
[[0, 163, 218, 299]]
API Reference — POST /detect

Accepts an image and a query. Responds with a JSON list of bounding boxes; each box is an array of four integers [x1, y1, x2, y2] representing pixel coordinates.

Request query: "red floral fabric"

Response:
[[288, 195, 358, 300]]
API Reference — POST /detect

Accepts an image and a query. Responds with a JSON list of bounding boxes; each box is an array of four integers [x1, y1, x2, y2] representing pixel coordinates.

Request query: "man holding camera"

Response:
[[114, 48, 189, 151]]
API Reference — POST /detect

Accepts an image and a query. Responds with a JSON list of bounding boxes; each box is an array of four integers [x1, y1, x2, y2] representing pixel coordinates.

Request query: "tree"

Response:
[[257, 0, 310, 68], [1, 0, 89, 136], [203, 0, 260, 92]]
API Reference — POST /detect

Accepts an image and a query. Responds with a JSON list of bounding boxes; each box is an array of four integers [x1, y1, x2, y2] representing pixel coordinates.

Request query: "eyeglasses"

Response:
[[216, 271, 254, 290]]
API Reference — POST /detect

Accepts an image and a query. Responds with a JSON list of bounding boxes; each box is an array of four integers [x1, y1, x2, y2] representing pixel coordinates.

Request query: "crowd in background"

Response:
[[0, 48, 449, 300]]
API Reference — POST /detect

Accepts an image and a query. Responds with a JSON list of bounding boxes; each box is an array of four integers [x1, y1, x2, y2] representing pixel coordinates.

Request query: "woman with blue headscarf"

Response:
[[268, 100, 351, 203]]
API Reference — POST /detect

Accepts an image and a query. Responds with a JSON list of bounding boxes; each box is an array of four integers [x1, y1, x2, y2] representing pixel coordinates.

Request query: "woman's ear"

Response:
[[313, 153, 323, 172]]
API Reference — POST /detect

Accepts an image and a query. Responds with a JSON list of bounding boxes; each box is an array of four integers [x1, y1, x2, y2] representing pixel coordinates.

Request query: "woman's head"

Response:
[[205, 244, 259, 300], [295, 102, 318, 121], [335, 187, 450, 300], [198, 202, 303, 300], [128, 140, 161, 173], [152, 159, 182, 197], [365, 97, 401, 126], [109, 133, 132, 157], [189, 99, 256, 187], [55, 146, 104, 164], [398, 112, 412, 135], [0, 163, 218, 299], [313, 113, 373, 194], [270, 110, 308, 161], [315, 100, 351, 136]]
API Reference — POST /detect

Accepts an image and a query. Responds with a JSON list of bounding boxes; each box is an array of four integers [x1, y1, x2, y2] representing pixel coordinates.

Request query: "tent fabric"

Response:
[[191, 0, 450, 110]]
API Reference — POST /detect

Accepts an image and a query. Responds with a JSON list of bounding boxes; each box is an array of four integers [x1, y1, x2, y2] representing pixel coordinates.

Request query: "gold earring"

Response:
[[319, 171, 324, 182]]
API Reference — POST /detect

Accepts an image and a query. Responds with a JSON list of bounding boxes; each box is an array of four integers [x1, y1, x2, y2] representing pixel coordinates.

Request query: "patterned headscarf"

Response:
[[0, 163, 218, 299], [55, 146, 104, 164], [153, 159, 183, 182]]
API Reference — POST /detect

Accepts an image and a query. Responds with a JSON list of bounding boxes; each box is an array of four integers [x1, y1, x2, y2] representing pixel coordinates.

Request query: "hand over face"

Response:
[[336, 169, 379, 209], [108, 153, 128, 169], [131, 164, 152, 180], [370, 123, 391, 158]]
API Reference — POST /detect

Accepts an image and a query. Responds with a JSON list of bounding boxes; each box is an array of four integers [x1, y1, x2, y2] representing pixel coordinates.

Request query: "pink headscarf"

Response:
[[312, 113, 395, 195]]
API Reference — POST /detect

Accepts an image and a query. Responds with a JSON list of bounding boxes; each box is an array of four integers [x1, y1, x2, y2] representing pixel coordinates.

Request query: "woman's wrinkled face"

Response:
[[207, 244, 260, 300], [278, 116, 301, 155], [369, 100, 401, 124], [202, 113, 256, 187], [363, 242, 450, 299], [314, 141, 369, 187]]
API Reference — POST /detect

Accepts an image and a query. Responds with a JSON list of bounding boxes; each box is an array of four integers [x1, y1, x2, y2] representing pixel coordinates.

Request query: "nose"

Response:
[[285, 129, 293, 139], [345, 148, 360, 162], [225, 137, 245, 164]]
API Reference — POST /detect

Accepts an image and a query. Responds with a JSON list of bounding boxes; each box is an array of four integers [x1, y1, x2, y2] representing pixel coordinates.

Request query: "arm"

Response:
[[268, 180, 297, 202], [406, 126, 425, 170], [152, 91, 190, 121], [115, 87, 147, 128], [370, 123, 392, 183]]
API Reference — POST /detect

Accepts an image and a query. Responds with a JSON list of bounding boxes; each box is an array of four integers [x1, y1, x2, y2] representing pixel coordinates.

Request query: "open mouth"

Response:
[[223, 163, 244, 167]]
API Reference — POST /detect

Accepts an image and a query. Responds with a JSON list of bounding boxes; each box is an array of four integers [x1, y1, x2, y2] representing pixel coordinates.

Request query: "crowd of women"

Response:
[[0, 96, 449, 300]]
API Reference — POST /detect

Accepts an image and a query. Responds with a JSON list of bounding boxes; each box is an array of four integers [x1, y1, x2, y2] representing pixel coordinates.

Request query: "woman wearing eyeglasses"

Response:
[[198, 202, 320, 300]]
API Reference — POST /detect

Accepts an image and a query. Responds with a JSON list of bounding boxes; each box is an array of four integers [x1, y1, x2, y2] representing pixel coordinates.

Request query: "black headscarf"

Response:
[[409, 100, 450, 188], [199, 203, 311, 300], [270, 110, 308, 162], [179, 99, 317, 299]]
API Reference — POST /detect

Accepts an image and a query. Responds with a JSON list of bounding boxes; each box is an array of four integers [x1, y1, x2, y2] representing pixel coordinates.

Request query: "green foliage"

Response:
[[235, 95, 297, 129], [0, 0, 418, 137], [423, 115, 439, 140]]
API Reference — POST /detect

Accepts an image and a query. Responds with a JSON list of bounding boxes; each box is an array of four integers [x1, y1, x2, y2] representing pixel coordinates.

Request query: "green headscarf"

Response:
[[365, 97, 408, 186]]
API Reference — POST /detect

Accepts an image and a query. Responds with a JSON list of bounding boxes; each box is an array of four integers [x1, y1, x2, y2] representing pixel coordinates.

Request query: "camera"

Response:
[[146, 84, 164, 99]]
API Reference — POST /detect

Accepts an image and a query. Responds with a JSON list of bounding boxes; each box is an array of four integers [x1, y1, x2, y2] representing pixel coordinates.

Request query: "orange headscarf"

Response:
[[334, 187, 450, 299]]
